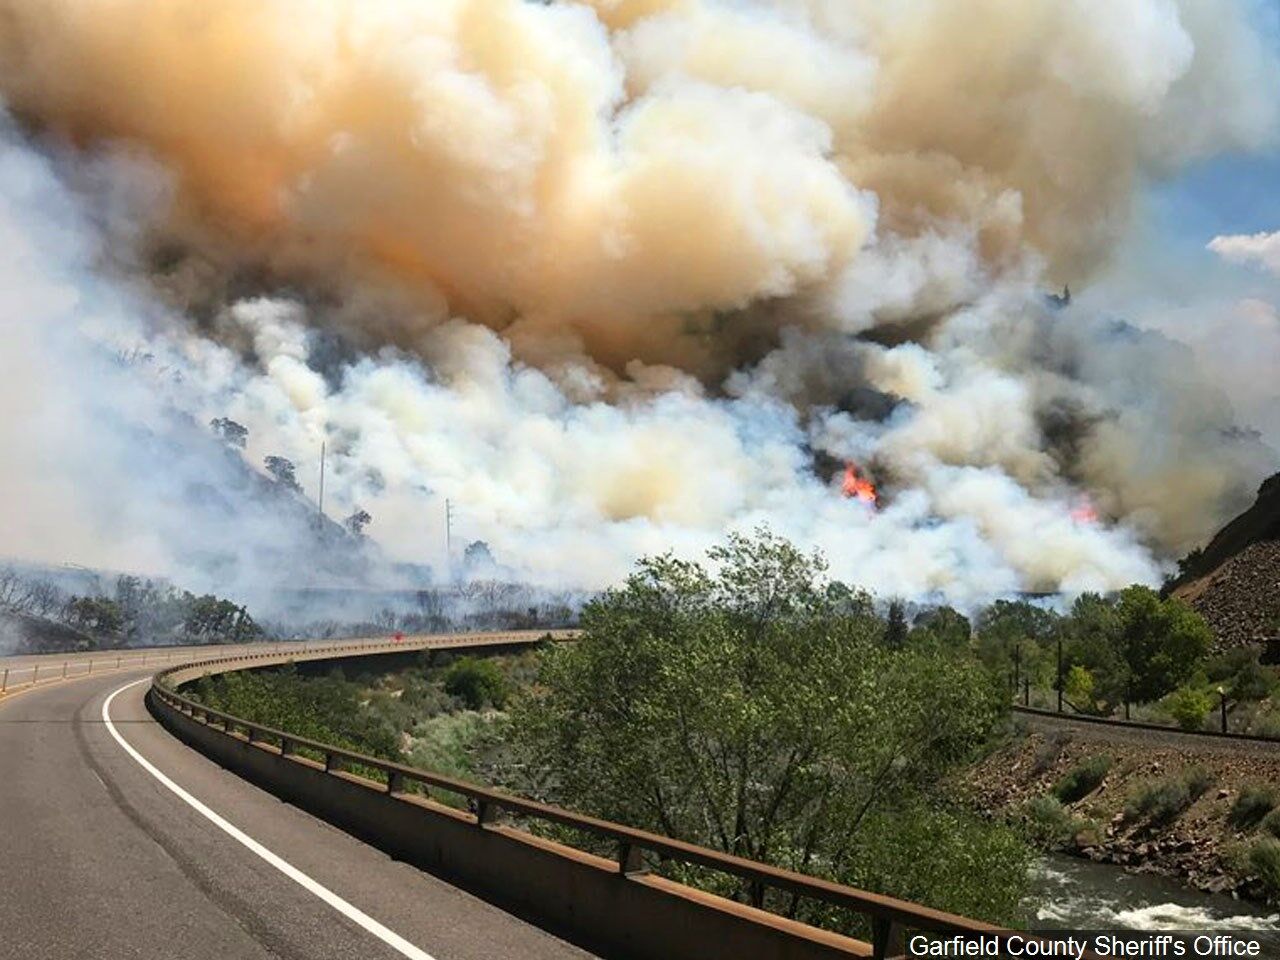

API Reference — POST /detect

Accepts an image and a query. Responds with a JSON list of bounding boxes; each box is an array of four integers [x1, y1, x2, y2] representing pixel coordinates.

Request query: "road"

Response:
[[0, 662, 597, 960], [0, 639, 387, 691]]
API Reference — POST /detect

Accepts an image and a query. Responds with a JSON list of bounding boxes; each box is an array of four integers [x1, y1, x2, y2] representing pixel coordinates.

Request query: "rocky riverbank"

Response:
[[961, 716, 1280, 903]]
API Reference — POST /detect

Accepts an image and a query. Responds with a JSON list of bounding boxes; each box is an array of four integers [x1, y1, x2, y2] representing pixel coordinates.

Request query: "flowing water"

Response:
[[1029, 855, 1280, 945]]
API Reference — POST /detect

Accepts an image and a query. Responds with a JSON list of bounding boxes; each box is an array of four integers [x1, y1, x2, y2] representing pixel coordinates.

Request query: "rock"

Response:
[[1218, 788, 1231, 800], [1203, 875, 1235, 895]]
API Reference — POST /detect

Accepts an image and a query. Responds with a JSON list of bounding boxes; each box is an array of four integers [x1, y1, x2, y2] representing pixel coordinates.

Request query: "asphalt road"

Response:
[[0, 667, 597, 960]]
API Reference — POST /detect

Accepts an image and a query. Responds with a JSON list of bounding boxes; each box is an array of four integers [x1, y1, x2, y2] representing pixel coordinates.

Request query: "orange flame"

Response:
[[841, 462, 879, 506], [1070, 498, 1098, 524]]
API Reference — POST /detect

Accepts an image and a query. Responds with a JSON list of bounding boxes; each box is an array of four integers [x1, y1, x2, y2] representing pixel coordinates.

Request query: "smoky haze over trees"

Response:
[[0, 567, 261, 653]]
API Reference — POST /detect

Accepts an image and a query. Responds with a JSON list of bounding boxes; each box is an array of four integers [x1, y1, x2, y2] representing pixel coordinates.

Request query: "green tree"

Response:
[[63, 596, 125, 636], [1115, 587, 1212, 703], [975, 599, 1060, 688], [443, 656, 510, 710], [512, 530, 1026, 927], [883, 599, 909, 649], [910, 606, 971, 648]]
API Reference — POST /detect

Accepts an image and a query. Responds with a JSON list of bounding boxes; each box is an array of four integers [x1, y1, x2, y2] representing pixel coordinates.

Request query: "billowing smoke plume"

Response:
[[0, 0, 1277, 606]]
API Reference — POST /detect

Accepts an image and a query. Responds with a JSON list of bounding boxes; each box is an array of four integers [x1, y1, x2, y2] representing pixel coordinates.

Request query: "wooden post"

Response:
[[872, 917, 903, 960]]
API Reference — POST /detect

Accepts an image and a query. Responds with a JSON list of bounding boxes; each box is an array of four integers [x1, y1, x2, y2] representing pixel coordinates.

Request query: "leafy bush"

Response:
[[1230, 786, 1277, 830], [1021, 796, 1082, 846], [1230, 660, 1274, 702], [1184, 765, 1215, 799], [1165, 685, 1212, 731], [443, 656, 511, 710], [1249, 839, 1280, 895], [1249, 712, 1280, 741], [1053, 754, 1111, 803], [191, 665, 398, 760], [1125, 767, 1214, 826], [1031, 733, 1070, 777], [1261, 809, 1280, 840], [1064, 666, 1096, 711]]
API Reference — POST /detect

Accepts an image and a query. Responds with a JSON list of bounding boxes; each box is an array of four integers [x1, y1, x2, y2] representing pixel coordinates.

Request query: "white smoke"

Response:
[[0, 0, 1277, 608]]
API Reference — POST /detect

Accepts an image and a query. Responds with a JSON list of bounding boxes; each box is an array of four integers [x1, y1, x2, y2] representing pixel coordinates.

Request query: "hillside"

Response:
[[1169, 473, 1280, 648]]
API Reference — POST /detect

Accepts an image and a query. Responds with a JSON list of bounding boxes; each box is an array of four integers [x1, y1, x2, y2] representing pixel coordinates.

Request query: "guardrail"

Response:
[[147, 631, 1019, 960], [1, 646, 200, 696], [0, 637, 453, 698]]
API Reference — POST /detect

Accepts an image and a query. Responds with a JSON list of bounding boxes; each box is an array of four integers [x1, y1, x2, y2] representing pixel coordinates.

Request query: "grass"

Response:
[[1124, 766, 1215, 827], [1261, 809, 1280, 840], [1229, 785, 1277, 830], [1052, 755, 1111, 803], [1249, 839, 1280, 895]]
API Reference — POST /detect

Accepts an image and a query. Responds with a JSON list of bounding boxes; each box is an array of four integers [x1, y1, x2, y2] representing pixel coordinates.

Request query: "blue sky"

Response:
[[1150, 0, 1280, 251], [1154, 153, 1280, 245]]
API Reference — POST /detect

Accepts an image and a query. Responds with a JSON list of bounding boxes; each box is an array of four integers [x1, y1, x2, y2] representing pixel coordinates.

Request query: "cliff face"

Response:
[[1170, 473, 1280, 649]]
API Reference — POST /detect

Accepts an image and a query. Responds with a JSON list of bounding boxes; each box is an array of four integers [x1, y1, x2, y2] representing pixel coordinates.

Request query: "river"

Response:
[[1029, 855, 1280, 945]]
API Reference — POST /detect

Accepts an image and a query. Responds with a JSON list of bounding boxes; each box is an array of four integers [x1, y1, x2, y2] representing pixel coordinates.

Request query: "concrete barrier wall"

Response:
[[151, 688, 869, 960]]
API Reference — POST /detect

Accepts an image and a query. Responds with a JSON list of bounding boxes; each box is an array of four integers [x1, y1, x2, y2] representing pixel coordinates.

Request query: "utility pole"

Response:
[[1056, 636, 1064, 714], [445, 498, 454, 581], [318, 441, 326, 518]]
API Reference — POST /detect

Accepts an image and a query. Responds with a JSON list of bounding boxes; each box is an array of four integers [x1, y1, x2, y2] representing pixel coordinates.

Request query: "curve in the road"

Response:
[[0, 647, 595, 960], [102, 677, 436, 960]]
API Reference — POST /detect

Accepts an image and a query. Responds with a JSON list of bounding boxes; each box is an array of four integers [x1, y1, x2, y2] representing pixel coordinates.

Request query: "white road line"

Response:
[[102, 678, 437, 960]]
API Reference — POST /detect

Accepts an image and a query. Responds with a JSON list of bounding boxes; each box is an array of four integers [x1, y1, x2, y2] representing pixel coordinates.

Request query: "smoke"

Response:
[[0, 0, 1277, 607]]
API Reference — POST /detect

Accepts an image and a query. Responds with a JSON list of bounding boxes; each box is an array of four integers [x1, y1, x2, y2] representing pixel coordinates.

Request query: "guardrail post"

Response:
[[62, 661, 68, 679], [474, 799, 497, 827], [325, 752, 341, 773], [618, 842, 647, 876], [88, 659, 93, 674], [871, 917, 902, 960], [387, 771, 404, 795], [1, 667, 7, 692], [280, 737, 294, 757]]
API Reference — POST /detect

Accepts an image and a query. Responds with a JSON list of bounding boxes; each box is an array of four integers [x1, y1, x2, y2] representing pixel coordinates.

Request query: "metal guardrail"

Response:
[[149, 631, 1014, 959], [0, 637, 457, 697]]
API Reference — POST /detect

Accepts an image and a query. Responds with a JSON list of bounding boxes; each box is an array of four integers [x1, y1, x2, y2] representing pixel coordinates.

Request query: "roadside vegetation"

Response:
[[175, 527, 1279, 923]]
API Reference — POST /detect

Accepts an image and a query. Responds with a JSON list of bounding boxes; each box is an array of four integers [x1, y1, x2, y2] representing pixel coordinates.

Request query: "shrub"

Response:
[[1125, 766, 1214, 826], [442, 657, 511, 710], [1261, 809, 1280, 840], [1031, 733, 1070, 777], [1053, 755, 1112, 803], [1249, 712, 1280, 741], [1064, 665, 1095, 710], [1184, 765, 1215, 799], [1230, 786, 1277, 829], [1165, 685, 1212, 731], [1249, 839, 1280, 895], [1021, 795, 1081, 846], [1231, 660, 1274, 702]]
